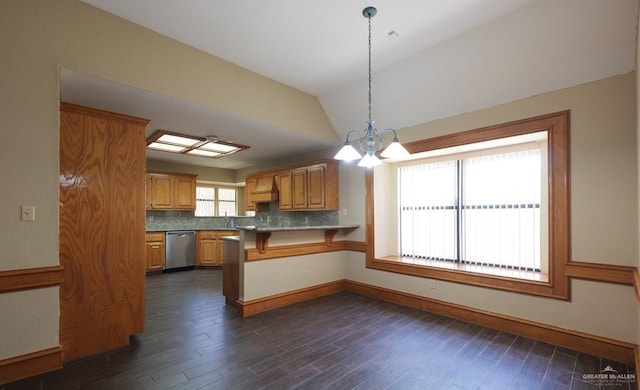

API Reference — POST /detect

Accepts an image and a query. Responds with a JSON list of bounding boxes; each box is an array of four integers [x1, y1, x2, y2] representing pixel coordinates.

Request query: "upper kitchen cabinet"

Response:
[[146, 171, 197, 210], [289, 161, 338, 211], [253, 159, 339, 211]]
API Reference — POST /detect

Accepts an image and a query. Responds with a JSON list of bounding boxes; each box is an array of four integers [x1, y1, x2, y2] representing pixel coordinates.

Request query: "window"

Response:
[[399, 144, 546, 273], [366, 111, 570, 299], [195, 184, 237, 217]]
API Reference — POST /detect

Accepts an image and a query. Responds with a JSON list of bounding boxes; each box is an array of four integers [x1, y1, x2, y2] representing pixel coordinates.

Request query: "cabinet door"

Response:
[[307, 165, 326, 209], [174, 175, 196, 210], [146, 241, 165, 271], [245, 176, 256, 211], [150, 175, 173, 209], [292, 168, 308, 209], [197, 231, 217, 266], [278, 171, 293, 210], [215, 231, 239, 266], [200, 239, 217, 265]]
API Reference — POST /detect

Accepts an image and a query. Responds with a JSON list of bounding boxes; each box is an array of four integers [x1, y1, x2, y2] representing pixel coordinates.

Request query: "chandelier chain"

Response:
[[367, 12, 372, 124]]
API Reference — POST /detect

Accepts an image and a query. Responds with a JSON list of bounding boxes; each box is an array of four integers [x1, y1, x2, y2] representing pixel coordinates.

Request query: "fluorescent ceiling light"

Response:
[[146, 130, 249, 160], [187, 149, 221, 157], [157, 134, 200, 147], [147, 142, 186, 152], [200, 142, 239, 153]]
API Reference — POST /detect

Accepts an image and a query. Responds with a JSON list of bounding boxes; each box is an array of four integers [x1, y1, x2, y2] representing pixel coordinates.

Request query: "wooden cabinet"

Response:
[[222, 238, 240, 308], [292, 168, 308, 209], [245, 176, 256, 211], [277, 160, 339, 211], [278, 170, 293, 210], [60, 102, 147, 361], [196, 230, 239, 266], [145, 233, 165, 272], [146, 172, 197, 210]]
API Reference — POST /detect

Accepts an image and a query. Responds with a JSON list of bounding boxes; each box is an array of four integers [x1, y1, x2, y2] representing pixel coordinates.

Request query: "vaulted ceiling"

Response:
[[62, 0, 638, 169]]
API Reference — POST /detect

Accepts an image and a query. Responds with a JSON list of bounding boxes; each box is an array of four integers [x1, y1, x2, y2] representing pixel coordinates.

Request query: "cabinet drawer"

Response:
[[146, 233, 165, 242], [215, 230, 238, 238], [199, 231, 218, 240]]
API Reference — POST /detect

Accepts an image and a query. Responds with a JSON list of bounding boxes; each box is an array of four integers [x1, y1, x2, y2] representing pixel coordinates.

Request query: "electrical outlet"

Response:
[[304, 270, 309, 280], [342, 208, 348, 216], [304, 216, 308, 224], [428, 279, 436, 289]]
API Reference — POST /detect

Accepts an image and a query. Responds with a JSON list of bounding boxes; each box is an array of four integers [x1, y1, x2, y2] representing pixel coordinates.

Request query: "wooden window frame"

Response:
[[365, 111, 571, 299], [195, 184, 238, 217]]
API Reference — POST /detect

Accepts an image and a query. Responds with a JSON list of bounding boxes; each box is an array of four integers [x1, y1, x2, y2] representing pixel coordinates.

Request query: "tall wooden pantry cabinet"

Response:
[[59, 102, 148, 361]]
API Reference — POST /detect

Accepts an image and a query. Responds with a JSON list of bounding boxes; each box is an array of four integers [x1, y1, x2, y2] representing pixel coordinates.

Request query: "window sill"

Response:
[[368, 255, 565, 299], [378, 255, 548, 283]]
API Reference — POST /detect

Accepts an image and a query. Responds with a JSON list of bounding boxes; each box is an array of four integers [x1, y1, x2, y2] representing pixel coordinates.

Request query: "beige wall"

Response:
[[146, 159, 238, 184], [0, 0, 334, 361], [342, 73, 638, 343]]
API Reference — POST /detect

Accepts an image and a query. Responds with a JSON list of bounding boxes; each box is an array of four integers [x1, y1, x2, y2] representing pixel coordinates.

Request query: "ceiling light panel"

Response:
[[146, 130, 250, 160], [157, 134, 201, 147]]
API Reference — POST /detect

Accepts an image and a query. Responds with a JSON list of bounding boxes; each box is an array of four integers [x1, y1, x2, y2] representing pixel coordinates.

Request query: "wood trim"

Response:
[[60, 102, 149, 125], [635, 347, 640, 389], [343, 280, 636, 364], [566, 261, 635, 285], [633, 269, 640, 307], [237, 280, 345, 317], [342, 240, 367, 252], [0, 347, 62, 385], [245, 240, 366, 261], [0, 266, 64, 294]]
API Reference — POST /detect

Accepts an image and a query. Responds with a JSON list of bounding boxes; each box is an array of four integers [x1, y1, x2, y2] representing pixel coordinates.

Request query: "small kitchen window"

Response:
[[195, 184, 237, 217]]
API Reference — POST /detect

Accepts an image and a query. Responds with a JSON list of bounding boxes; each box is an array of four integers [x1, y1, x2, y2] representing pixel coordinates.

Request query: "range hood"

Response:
[[250, 175, 279, 203]]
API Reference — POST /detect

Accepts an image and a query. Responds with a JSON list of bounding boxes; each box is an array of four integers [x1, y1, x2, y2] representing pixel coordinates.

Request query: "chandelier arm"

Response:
[[344, 130, 363, 144], [381, 128, 399, 143]]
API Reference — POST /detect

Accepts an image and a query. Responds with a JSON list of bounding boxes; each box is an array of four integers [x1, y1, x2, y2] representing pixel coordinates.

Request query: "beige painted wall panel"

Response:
[[338, 163, 367, 242], [243, 253, 344, 301], [146, 159, 238, 184], [344, 253, 637, 344], [0, 288, 59, 360]]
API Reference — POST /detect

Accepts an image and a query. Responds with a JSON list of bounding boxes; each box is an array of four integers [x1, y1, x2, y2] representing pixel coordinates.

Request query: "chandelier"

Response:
[[333, 6, 409, 168]]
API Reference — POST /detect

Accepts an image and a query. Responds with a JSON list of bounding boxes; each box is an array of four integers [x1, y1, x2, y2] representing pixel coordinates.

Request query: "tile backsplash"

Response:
[[146, 203, 338, 231]]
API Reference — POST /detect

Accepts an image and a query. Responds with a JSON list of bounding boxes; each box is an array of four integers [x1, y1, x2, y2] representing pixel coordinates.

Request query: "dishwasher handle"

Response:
[[166, 231, 195, 237]]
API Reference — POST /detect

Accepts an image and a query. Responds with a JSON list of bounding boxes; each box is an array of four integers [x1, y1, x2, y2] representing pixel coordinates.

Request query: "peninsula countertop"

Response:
[[235, 224, 359, 232]]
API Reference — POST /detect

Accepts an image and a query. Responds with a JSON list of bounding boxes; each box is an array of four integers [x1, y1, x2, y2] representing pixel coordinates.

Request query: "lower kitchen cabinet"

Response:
[[145, 233, 165, 272], [196, 230, 238, 266]]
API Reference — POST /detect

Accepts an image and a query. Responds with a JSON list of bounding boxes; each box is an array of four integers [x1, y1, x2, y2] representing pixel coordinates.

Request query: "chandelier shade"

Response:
[[334, 6, 409, 167]]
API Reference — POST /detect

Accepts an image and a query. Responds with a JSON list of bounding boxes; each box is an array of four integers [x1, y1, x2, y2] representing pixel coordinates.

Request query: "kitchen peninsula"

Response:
[[223, 224, 359, 316]]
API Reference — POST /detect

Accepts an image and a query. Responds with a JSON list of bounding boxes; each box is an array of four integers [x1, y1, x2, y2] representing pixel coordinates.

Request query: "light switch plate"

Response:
[[21, 206, 35, 222]]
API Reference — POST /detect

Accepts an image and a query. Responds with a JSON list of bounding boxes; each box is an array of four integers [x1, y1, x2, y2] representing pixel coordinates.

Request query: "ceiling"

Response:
[[63, 0, 638, 170]]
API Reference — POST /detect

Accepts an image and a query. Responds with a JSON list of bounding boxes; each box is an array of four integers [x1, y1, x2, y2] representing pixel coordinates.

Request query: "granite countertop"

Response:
[[235, 224, 359, 232], [146, 228, 241, 232]]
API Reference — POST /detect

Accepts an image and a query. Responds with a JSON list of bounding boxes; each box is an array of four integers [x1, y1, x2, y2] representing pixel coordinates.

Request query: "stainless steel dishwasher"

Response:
[[165, 231, 196, 270]]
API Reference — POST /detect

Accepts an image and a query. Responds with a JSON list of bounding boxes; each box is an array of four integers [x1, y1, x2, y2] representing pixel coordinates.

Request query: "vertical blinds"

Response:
[[399, 148, 541, 271]]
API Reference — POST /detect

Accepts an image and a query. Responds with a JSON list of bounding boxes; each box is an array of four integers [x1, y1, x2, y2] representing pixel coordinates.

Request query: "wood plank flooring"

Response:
[[3, 269, 636, 389]]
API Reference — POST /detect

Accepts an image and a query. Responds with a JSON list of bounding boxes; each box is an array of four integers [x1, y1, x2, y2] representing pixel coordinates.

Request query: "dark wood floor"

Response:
[[4, 269, 636, 390]]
